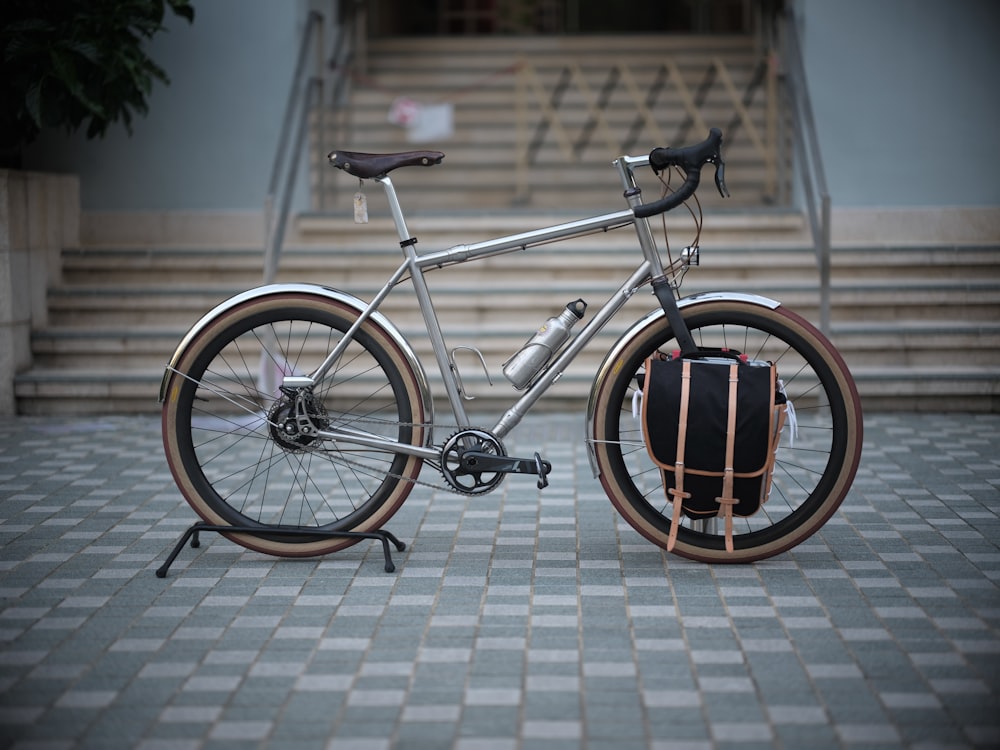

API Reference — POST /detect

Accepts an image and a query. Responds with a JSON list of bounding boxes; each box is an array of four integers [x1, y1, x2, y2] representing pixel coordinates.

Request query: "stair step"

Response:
[[59, 243, 1000, 287], [320, 34, 782, 213], [15, 364, 1000, 416], [21, 258, 1000, 413], [28, 322, 1000, 373], [45, 279, 1000, 308], [365, 34, 757, 55]]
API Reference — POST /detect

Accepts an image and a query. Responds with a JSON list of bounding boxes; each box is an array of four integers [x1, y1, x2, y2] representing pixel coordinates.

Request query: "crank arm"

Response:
[[459, 451, 552, 489]]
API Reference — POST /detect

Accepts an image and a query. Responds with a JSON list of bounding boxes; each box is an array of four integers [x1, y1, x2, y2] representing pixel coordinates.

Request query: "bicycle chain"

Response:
[[169, 366, 537, 496], [310, 417, 498, 497]]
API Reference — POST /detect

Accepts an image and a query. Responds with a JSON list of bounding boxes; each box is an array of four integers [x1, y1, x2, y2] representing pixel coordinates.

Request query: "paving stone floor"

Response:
[[0, 411, 998, 749]]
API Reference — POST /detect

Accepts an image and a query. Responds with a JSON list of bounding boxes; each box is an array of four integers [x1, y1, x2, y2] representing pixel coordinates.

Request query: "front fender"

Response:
[[158, 284, 433, 427], [584, 291, 781, 477]]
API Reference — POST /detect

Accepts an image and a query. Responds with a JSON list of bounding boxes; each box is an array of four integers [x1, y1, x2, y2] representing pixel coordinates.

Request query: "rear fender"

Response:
[[159, 283, 433, 434]]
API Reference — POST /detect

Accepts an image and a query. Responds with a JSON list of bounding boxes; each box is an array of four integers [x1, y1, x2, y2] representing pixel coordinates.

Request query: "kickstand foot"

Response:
[[156, 523, 406, 578]]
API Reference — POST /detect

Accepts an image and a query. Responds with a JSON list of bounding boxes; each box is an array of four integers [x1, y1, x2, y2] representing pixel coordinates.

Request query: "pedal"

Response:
[[533, 452, 550, 489]]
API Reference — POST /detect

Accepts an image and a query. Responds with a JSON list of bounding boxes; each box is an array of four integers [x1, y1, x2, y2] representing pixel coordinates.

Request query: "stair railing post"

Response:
[[782, 9, 832, 337], [263, 10, 324, 284], [314, 9, 326, 214], [515, 60, 530, 204], [765, 49, 778, 201], [820, 193, 831, 335]]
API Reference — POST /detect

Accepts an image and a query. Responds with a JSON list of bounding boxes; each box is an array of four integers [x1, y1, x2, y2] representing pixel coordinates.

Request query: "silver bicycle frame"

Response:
[[305, 155, 664, 455]]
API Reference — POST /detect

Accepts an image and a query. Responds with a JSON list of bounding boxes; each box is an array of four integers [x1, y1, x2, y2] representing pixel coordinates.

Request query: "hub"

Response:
[[268, 391, 328, 451]]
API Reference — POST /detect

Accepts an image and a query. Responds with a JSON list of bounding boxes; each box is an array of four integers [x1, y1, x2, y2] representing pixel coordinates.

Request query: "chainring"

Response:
[[440, 428, 507, 495]]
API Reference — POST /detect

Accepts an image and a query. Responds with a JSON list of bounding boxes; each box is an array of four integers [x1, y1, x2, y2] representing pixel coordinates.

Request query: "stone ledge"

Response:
[[831, 206, 1000, 247], [0, 170, 80, 415]]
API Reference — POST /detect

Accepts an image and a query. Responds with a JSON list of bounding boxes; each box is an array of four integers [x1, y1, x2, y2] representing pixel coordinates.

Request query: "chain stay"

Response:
[[311, 418, 555, 495]]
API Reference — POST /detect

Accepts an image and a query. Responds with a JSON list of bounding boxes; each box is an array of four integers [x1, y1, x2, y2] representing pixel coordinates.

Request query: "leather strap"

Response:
[[715, 363, 740, 553], [760, 404, 788, 506], [666, 360, 693, 552]]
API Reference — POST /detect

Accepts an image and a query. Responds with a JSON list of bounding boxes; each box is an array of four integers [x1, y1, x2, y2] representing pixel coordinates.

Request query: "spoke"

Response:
[[169, 366, 267, 419]]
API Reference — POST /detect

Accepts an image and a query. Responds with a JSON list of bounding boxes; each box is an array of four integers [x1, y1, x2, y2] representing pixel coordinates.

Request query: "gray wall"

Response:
[[797, 0, 1000, 207], [24, 0, 310, 212]]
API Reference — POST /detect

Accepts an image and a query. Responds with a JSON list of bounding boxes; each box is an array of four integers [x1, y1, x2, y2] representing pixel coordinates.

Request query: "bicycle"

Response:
[[158, 128, 863, 570]]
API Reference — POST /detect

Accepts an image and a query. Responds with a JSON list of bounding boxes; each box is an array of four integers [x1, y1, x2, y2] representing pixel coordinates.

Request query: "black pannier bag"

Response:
[[640, 352, 788, 553]]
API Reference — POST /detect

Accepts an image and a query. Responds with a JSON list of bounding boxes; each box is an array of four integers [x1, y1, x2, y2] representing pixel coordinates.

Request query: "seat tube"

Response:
[[375, 175, 413, 244], [375, 174, 471, 425], [403, 242, 472, 427]]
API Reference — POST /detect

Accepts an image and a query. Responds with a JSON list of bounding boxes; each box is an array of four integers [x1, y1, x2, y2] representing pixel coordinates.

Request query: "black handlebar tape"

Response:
[[649, 127, 723, 172], [633, 172, 701, 219], [634, 128, 723, 219]]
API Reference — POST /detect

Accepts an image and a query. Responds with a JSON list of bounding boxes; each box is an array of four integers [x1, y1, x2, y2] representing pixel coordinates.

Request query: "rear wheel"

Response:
[[161, 293, 426, 557], [591, 299, 863, 563]]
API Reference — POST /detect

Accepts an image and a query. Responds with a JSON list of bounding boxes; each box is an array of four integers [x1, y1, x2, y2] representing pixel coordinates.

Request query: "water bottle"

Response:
[[503, 299, 587, 389]]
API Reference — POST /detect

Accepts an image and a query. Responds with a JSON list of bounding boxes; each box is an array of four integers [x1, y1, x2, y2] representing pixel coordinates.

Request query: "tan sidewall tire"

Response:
[[161, 293, 426, 557], [591, 300, 863, 563]]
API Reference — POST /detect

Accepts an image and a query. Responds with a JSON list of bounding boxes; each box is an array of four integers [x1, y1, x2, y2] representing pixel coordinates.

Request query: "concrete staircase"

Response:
[[14, 211, 1000, 414], [316, 34, 784, 213], [12, 36, 1000, 414]]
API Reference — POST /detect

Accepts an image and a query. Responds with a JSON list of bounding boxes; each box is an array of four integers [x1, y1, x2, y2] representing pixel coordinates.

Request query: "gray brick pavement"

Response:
[[1, 412, 998, 749]]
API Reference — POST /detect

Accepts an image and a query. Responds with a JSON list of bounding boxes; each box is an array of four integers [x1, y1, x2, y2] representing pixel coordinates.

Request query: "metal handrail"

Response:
[[322, 1, 363, 213], [782, 10, 832, 335], [263, 10, 324, 284]]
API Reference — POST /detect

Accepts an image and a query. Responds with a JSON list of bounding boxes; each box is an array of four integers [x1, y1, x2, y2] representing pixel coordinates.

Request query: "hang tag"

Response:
[[353, 190, 368, 224]]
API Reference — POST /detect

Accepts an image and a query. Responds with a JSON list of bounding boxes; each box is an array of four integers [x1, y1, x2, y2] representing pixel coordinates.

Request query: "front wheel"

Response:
[[591, 299, 863, 563], [161, 292, 427, 557]]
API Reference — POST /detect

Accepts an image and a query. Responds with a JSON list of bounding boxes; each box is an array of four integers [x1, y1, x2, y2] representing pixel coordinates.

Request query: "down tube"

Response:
[[491, 260, 652, 440]]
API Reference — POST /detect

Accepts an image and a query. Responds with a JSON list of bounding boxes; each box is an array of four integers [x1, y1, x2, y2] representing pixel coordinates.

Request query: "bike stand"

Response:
[[155, 523, 406, 578]]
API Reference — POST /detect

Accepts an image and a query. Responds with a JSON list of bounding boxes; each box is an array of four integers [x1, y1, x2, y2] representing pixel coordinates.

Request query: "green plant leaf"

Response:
[[65, 40, 100, 65], [1, 0, 196, 152], [24, 81, 44, 128], [169, 0, 195, 24]]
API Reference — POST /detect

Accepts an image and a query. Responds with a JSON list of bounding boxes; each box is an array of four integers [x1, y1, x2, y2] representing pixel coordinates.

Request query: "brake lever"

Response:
[[714, 158, 730, 198]]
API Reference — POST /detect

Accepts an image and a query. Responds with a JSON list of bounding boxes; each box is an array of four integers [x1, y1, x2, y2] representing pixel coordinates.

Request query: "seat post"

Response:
[[375, 175, 413, 245]]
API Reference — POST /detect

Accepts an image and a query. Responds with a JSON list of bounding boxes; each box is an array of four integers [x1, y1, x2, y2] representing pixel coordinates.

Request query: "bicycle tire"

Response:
[[161, 292, 426, 557], [591, 299, 863, 563]]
